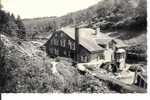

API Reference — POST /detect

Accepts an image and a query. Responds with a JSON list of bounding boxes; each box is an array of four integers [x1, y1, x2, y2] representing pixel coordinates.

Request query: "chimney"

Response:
[[96, 27, 100, 37], [75, 27, 79, 63]]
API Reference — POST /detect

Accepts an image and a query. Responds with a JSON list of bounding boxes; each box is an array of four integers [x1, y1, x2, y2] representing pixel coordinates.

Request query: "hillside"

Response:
[[0, 10, 26, 39], [23, 0, 147, 42], [0, 0, 147, 93], [1, 34, 146, 93], [22, 0, 147, 63], [0, 34, 116, 93]]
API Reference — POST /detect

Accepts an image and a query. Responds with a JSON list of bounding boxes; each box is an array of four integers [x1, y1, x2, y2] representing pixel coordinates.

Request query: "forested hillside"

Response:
[[22, 0, 147, 63], [0, 10, 26, 40], [23, 0, 147, 40], [23, 17, 57, 39]]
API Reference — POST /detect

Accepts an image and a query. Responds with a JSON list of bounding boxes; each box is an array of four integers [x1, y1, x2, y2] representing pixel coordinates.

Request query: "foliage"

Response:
[[16, 15, 26, 40], [0, 10, 9, 32], [126, 45, 147, 63], [77, 73, 111, 93], [0, 10, 26, 40]]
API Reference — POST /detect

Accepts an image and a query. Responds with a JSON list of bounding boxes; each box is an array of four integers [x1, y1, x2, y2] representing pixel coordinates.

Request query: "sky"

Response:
[[1, 0, 101, 19]]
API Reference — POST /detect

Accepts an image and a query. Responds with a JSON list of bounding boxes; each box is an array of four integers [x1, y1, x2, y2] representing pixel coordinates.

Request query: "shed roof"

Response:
[[59, 27, 104, 52], [95, 39, 117, 45], [116, 49, 126, 53], [94, 34, 127, 48]]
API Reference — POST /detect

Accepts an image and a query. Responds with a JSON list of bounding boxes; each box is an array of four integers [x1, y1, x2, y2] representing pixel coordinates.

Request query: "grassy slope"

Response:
[[0, 34, 113, 93]]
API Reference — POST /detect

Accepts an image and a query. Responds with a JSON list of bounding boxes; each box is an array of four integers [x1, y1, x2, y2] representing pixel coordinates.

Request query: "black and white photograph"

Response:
[[0, 0, 147, 94]]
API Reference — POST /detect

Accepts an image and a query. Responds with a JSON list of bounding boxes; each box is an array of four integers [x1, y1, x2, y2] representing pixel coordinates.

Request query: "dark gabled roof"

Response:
[[59, 27, 104, 52]]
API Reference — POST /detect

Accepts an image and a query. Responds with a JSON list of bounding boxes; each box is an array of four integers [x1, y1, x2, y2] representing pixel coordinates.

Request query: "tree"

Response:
[[3, 13, 19, 36], [0, 10, 9, 32], [16, 15, 26, 40], [0, 11, 19, 37], [0, 0, 2, 10]]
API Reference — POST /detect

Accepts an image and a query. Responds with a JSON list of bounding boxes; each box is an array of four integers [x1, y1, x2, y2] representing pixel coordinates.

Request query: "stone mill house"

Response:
[[45, 27, 126, 70]]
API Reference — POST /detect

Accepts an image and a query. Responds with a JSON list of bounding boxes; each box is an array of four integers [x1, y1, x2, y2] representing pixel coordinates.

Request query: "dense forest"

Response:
[[0, 10, 26, 40]]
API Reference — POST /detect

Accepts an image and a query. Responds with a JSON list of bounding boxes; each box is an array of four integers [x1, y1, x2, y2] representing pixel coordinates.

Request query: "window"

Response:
[[68, 51, 71, 57], [84, 56, 88, 62], [99, 53, 105, 60], [54, 48, 56, 55], [109, 42, 112, 49], [81, 56, 84, 62], [57, 40, 59, 46], [68, 40, 72, 49], [97, 56, 99, 61], [64, 50, 67, 56], [54, 39, 59, 46], [115, 54, 119, 59], [72, 42, 76, 50], [109, 41, 116, 50], [70, 42, 73, 50], [63, 39, 66, 47], [54, 48, 59, 55], [60, 39, 63, 47], [69, 42, 76, 50], [116, 53, 124, 59], [120, 53, 125, 59], [53, 39, 56, 46], [50, 39, 54, 45], [55, 34, 58, 38], [50, 48, 53, 54], [81, 56, 88, 62], [60, 33, 63, 38]]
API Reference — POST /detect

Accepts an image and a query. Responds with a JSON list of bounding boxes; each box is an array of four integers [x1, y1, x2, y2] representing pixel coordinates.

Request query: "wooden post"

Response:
[[133, 66, 138, 84]]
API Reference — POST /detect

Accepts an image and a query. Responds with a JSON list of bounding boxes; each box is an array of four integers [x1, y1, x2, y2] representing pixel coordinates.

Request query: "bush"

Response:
[[126, 45, 147, 63], [77, 73, 110, 93]]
